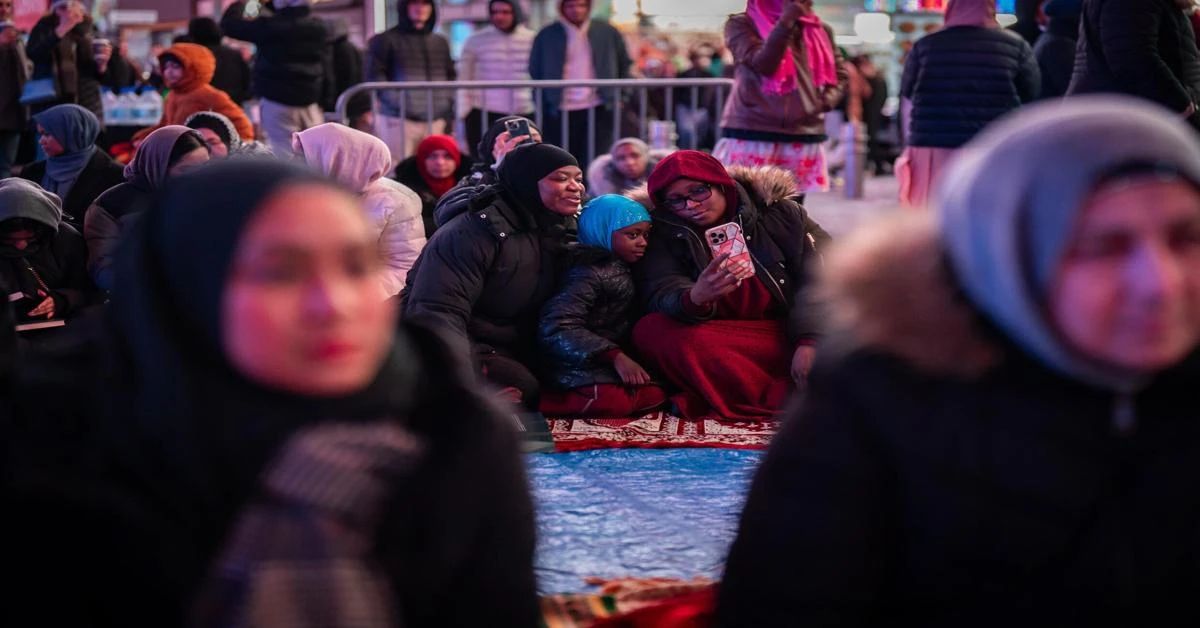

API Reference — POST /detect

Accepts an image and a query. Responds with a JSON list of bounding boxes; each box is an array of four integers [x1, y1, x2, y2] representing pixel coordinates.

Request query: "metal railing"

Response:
[[336, 78, 735, 164]]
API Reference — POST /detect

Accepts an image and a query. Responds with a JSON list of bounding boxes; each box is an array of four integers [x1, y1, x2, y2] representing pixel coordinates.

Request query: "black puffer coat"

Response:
[[900, 26, 1040, 148], [365, 0, 456, 120], [627, 165, 829, 344], [1067, 0, 1200, 127], [401, 185, 576, 360], [432, 170, 498, 231], [19, 150, 126, 230], [221, 1, 329, 107], [538, 248, 636, 389], [718, 217, 1200, 626]]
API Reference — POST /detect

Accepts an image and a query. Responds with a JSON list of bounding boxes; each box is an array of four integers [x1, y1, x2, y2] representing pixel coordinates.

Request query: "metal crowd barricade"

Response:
[[335, 78, 736, 165]]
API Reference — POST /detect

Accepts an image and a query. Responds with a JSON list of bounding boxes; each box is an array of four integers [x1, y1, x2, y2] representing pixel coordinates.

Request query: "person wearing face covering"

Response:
[[897, 0, 1040, 208], [394, 134, 472, 237], [458, 0, 536, 160], [19, 104, 124, 229], [0, 178, 96, 326], [402, 143, 584, 413], [717, 96, 1200, 625], [84, 125, 210, 293], [1, 159, 538, 626], [432, 115, 542, 230], [293, 123, 427, 299]]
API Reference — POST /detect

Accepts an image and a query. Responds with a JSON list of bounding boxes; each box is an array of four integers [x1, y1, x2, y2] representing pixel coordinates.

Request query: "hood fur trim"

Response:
[[821, 211, 1000, 377], [623, 163, 802, 211]]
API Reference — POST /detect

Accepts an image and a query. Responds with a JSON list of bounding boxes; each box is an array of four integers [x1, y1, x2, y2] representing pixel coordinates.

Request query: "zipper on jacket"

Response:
[[737, 214, 788, 304]]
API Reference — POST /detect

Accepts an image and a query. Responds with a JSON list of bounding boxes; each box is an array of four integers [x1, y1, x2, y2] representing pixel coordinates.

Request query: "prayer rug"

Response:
[[547, 411, 779, 452]]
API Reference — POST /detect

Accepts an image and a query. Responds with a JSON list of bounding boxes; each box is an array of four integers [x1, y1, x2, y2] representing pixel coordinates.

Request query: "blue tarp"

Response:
[[527, 449, 763, 594]]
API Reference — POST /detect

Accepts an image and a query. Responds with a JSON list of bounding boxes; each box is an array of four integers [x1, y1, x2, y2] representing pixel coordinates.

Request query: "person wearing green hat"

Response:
[[538, 194, 667, 416]]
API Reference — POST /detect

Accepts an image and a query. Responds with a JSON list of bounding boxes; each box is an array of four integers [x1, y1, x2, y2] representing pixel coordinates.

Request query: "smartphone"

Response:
[[505, 118, 533, 145], [704, 222, 755, 280]]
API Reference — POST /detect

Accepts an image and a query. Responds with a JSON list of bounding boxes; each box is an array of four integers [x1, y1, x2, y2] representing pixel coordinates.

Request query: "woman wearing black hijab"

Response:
[[403, 142, 584, 413], [3, 159, 538, 626], [432, 114, 542, 229]]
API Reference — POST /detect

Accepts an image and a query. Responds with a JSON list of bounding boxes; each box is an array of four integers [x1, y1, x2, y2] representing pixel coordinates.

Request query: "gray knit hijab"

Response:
[[936, 95, 1200, 391]]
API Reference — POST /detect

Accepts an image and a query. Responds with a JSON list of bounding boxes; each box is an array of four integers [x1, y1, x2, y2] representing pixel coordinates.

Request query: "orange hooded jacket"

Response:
[[133, 43, 254, 142]]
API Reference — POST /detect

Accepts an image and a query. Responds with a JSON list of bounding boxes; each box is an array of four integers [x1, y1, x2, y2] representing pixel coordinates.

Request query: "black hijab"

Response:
[[497, 142, 579, 219], [99, 159, 418, 581]]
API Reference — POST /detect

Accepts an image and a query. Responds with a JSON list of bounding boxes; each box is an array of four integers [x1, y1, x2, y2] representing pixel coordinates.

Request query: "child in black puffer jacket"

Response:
[[537, 195, 668, 417]]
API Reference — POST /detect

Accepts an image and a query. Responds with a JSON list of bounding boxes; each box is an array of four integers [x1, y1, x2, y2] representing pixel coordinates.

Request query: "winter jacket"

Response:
[[717, 214, 1200, 626], [324, 19, 370, 118], [538, 248, 636, 389], [207, 45, 252, 105], [132, 43, 254, 143], [585, 151, 669, 198], [221, 1, 329, 107], [1067, 0, 1200, 126], [0, 33, 29, 131], [394, 155, 474, 239], [401, 185, 577, 358], [458, 25, 535, 115], [83, 180, 154, 293], [628, 165, 829, 344], [1034, 15, 1079, 99], [432, 169, 499, 231], [900, 26, 1040, 148], [364, 177, 426, 299], [365, 0, 456, 121], [0, 192, 96, 321], [720, 14, 848, 142], [528, 19, 632, 113], [18, 150, 125, 230], [25, 15, 103, 121]]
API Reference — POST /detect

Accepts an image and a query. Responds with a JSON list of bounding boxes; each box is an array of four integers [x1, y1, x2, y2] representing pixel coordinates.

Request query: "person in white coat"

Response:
[[458, 0, 536, 161], [292, 123, 426, 300]]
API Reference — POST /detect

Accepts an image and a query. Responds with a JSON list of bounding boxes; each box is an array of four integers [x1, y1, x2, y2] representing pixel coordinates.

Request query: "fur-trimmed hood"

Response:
[[624, 164, 801, 212], [820, 211, 999, 378]]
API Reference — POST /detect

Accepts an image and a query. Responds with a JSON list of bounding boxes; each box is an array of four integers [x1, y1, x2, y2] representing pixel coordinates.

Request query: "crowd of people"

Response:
[[1, 0, 1200, 624]]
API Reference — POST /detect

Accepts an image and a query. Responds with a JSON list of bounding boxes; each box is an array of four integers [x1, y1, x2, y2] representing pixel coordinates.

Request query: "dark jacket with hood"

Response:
[[538, 247, 637, 389], [187, 18, 252, 105], [394, 155, 473, 239], [717, 214, 1200, 626], [84, 178, 156, 293], [901, 25, 1040, 148], [25, 14, 103, 120], [19, 149, 125, 230], [628, 165, 830, 344], [1033, 1, 1081, 99], [221, 0, 329, 107], [1067, 0, 1200, 128], [401, 185, 577, 359], [528, 16, 632, 113], [0, 187, 96, 321], [323, 17, 370, 118], [365, 0, 456, 120], [0, 28, 29, 132]]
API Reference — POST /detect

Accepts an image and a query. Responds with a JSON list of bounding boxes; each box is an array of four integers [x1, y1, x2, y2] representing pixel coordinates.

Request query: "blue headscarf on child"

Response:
[[578, 194, 651, 251]]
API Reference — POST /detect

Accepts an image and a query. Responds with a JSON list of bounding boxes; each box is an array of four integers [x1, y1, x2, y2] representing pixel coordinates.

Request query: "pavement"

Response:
[[803, 173, 903, 238]]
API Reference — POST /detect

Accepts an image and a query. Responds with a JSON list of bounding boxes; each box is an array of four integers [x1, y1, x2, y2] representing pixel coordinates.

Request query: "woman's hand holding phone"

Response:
[[691, 253, 744, 305]]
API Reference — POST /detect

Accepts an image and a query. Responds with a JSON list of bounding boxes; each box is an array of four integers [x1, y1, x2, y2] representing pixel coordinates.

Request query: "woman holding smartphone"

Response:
[[628, 150, 828, 422]]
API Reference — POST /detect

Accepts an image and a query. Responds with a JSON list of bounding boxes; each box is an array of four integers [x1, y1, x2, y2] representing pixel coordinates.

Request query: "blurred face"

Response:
[[36, 125, 64, 157], [490, 2, 515, 30], [194, 128, 228, 158], [223, 184, 398, 397], [661, 177, 726, 227], [1049, 178, 1200, 372], [0, 0, 13, 21], [0, 227, 38, 252], [612, 144, 649, 180], [168, 146, 210, 177], [423, 149, 456, 179], [407, 0, 433, 27], [55, 2, 85, 24], [162, 60, 184, 87], [611, 221, 650, 264], [562, 0, 589, 26], [538, 166, 585, 216]]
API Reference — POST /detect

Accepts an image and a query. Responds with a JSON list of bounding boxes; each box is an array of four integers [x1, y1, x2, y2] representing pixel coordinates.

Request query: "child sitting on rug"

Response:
[[538, 195, 668, 417]]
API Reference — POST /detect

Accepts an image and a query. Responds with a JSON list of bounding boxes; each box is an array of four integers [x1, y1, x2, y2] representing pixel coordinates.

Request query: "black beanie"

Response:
[[498, 143, 579, 212]]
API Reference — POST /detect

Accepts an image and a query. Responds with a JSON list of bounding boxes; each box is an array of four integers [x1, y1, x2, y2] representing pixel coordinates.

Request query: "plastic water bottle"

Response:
[[101, 88, 119, 123], [116, 88, 137, 125], [141, 89, 163, 126]]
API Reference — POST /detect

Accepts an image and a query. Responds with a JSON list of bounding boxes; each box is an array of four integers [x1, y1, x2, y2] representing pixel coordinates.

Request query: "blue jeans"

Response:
[[0, 130, 20, 179]]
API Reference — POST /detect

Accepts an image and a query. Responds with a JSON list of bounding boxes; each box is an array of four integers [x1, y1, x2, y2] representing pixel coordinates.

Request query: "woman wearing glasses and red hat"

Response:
[[627, 150, 829, 422]]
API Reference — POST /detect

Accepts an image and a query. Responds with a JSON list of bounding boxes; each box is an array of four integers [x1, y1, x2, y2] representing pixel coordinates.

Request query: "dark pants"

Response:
[[0, 130, 20, 179], [464, 108, 535, 162], [543, 105, 614, 176], [479, 351, 542, 411]]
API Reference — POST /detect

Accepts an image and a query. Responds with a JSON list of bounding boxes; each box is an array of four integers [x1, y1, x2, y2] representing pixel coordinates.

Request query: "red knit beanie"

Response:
[[646, 150, 738, 210], [416, 134, 461, 168]]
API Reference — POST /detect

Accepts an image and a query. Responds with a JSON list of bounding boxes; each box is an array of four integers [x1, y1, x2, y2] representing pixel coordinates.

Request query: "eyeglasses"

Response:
[[662, 184, 712, 212]]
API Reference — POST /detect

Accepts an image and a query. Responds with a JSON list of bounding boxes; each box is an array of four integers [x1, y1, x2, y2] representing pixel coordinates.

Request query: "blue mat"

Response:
[[527, 449, 763, 594]]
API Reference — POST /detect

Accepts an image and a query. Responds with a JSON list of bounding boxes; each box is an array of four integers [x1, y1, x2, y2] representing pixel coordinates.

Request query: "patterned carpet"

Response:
[[548, 411, 779, 452]]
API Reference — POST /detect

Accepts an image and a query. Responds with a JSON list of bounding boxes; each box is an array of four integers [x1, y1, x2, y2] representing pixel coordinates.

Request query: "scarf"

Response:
[[936, 95, 1200, 392], [646, 149, 739, 214], [124, 125, 201, 189], [294, 122, 391, 194], [944, 0, 997, 28], [415, 135, 462, 199], [32, 104, 100, 200], [579, 194, 651, 251], [746, 0, 838, 93]]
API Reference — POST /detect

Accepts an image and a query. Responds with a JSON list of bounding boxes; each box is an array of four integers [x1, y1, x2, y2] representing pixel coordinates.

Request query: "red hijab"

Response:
[[415, 135, 462, 198]]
